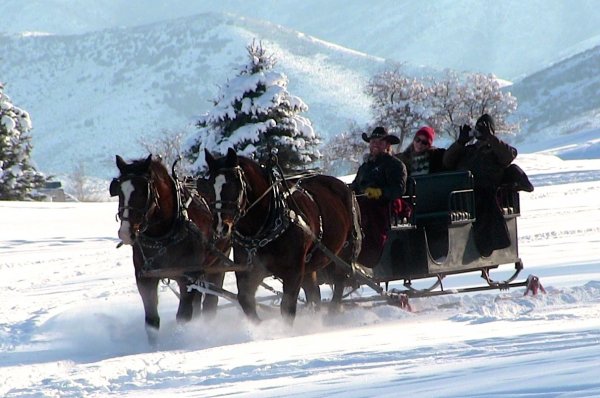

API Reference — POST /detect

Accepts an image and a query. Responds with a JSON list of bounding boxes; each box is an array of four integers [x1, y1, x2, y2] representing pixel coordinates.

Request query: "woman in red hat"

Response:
[[396, 126, 446, 176]]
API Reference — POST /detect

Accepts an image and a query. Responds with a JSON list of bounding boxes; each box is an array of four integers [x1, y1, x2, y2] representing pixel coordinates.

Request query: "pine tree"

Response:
[[0, 82, 46, 200], [184, 41, 320, 174]]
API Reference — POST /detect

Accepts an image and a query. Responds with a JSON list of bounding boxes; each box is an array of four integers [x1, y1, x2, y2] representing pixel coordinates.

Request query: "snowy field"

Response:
[[1, 154, 600, 397]]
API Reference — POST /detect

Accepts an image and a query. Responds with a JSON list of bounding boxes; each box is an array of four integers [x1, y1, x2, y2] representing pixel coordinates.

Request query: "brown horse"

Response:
[[110, 154, 230, 344], [204, 148, 361, 323]]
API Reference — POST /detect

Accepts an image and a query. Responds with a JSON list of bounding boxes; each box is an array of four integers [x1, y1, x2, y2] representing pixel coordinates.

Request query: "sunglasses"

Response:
[[414, 137, 430, 145]]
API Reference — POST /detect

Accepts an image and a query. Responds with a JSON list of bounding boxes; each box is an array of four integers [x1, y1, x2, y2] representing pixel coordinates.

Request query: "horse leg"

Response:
[[235, 268, 267, 323], [136, 277, 160, 345], [329, 271, 348, 314], [301, 271, 321, 311], [280, 272, 304, 325], [201, 272, 225, 319], [175, 278, 196, 323]]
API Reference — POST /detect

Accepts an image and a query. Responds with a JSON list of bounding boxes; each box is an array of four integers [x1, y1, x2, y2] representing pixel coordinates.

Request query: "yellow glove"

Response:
[[364, 187, 382, 199]]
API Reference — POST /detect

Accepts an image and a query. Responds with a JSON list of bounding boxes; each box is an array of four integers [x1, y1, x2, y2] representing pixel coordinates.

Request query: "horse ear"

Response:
[[116, 155, 127, 172], [226, 147, 238, 167], [204, 148, 216, 170], [142, 154, 152, 171]]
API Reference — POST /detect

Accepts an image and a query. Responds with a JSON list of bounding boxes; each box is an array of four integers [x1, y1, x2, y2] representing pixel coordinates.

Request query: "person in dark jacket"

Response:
[[396, 126, 446, 176], [351, 126, 407, 267], [443, 113, 517, 257]]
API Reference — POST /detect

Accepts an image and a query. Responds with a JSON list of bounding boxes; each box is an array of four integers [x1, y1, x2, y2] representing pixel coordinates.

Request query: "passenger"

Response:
[[351, 126, 407, 268], [396, 126, 446, 176], [443, 113, 517, 257]]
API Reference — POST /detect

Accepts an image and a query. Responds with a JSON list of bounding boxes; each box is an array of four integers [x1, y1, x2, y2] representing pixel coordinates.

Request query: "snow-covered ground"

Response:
[[1, 153, 600, 397]]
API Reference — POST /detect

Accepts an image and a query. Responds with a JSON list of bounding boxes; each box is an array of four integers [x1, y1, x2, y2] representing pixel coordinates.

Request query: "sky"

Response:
[[1, 153, 600, 397]]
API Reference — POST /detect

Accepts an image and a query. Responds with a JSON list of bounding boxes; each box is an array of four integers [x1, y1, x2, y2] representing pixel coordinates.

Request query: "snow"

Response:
[[2, 155, 600, 397]]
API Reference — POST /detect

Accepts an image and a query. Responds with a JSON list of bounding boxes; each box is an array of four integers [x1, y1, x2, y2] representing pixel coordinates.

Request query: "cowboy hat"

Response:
[[362, 126, 400, 145]]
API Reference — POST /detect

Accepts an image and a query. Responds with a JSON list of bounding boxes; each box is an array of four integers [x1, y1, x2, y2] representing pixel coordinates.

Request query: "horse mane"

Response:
[[148, 157, 172, 185], [121, 156, 174, 193], [236, 156, 270, 194], [237, 156, 259, 171], [239, 156, 275, 179], [126, 158, 170, 181]]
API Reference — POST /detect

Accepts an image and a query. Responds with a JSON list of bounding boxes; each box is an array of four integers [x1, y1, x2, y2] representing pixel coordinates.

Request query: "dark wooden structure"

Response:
[[373, 171, 525, 296]]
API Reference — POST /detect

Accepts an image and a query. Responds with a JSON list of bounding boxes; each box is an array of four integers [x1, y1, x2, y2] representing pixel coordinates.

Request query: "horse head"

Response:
[[204, 148, 247, 239], [110, 154, 176, 245]]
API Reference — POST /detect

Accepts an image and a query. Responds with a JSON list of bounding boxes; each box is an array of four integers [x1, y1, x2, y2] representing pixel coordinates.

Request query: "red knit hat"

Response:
[[415, 126, 435, 145]]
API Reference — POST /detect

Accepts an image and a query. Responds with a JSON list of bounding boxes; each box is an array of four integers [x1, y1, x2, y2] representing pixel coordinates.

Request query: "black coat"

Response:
[[351, 153, 407, 201], [443, 135, 518, 256], [443, 135, 517, 188], [396, 146, 446, 176]]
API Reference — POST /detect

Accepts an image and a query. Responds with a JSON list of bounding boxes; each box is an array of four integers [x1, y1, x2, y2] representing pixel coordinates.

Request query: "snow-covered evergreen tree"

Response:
[[184, 41, 320, 174], [0, 83, 46, 200]]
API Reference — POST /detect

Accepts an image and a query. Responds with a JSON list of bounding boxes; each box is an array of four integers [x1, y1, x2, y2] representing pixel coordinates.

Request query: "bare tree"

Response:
[[70, 161, 87, 201], [137, 128, 186, 174], [321, 121, 368, 176], [366, 67, 435, 148], [67, 161, 105, 202], [461, 73, 519, 135], [367, 68, 520, 144]]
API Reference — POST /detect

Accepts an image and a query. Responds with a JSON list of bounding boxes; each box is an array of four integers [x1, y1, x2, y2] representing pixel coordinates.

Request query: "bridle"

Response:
[[110, 173, 160, 235], [210, 166, 249, 227], [210, 162, 292, 255]]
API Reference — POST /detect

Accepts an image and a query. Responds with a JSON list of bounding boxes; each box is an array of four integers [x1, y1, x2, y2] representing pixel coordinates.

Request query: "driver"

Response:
[[351, 126, 407, 268]]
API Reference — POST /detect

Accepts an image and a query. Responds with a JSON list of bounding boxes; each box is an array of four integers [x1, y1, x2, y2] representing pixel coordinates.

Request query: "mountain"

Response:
[[1, 13, 387, 179], [2, 3, 600, 180], [2, 0, 600, 80], [508, 44, 600, 157]]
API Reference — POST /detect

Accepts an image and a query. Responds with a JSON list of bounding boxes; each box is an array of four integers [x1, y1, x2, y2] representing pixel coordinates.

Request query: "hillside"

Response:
[[1, 13, 385, 179], [509, 44, 600, 150], [2, 4, 600, 180]]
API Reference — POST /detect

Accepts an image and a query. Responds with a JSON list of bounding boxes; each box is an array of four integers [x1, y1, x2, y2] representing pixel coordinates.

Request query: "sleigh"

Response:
[[366, 170, 534, 298]]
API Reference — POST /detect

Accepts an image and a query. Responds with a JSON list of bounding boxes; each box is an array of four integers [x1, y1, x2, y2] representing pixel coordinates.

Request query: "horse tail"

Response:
[[348, 191, 363, 264], [320, 176, 363, 263]]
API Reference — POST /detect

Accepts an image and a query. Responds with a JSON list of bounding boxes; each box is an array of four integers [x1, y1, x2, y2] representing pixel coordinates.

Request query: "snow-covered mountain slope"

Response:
[[2, 0, 600, 80], [3, 4, 600, 180], [1, 13, 385, 179], [510, 45, 600, 137]]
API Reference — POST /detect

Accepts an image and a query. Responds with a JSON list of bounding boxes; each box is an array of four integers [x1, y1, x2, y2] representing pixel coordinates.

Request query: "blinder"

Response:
[[111, 173, 155, 227], [109, 178, 120, 197]]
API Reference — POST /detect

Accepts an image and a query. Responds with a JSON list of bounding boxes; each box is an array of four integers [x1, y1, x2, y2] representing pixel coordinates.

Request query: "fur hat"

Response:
[[476, 114, 496, 134], [415, 126, 435, 145], [362, 126, 400, 145]]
